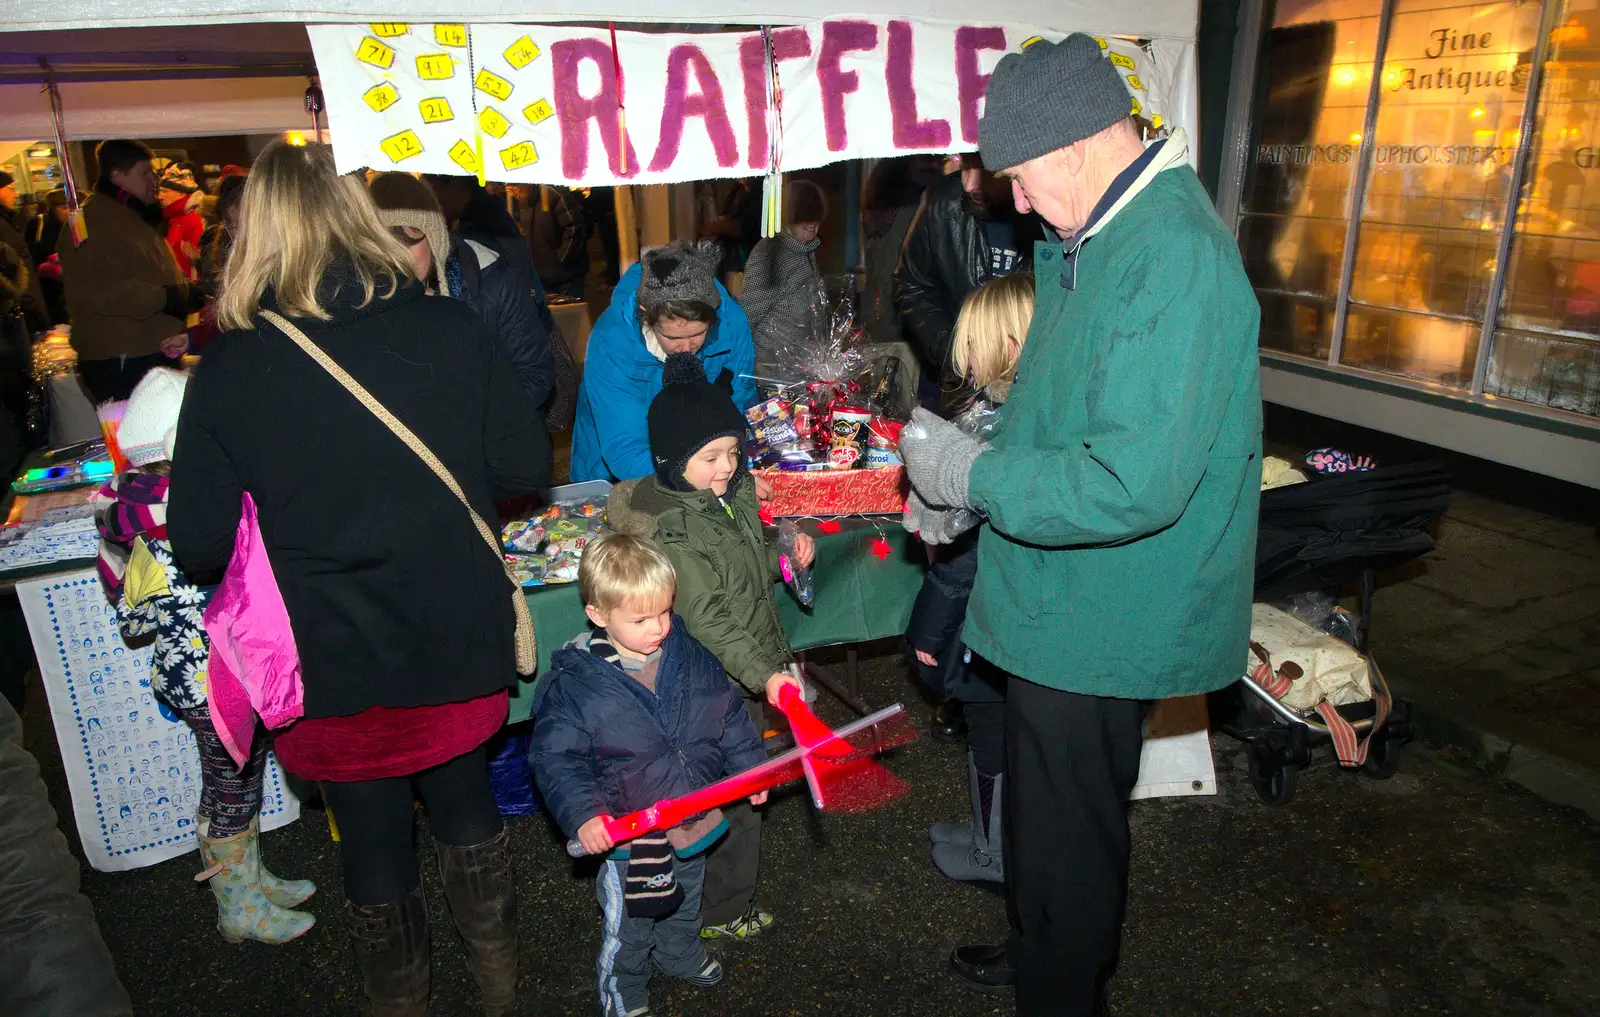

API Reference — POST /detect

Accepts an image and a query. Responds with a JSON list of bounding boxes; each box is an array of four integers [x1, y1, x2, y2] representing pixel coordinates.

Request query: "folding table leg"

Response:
[[797, 647, 871, 716]]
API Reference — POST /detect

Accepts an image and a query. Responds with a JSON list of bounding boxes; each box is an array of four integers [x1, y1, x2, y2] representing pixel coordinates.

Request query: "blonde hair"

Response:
[[949, 272, 1036, 401], [579, 533, 678, 613], [217, 142, 417, 331]]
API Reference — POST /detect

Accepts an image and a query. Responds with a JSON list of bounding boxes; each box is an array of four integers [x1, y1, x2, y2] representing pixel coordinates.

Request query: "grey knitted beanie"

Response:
[[979, 34, 1134, 172], [638, 240, 723, 313]]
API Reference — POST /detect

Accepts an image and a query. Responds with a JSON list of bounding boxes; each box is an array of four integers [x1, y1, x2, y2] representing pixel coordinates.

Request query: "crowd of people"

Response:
[[0, 32, 1264, 1017]]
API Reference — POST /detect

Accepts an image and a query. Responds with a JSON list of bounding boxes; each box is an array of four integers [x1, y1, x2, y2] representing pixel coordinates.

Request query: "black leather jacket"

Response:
[[894, 172, 1040, 378]]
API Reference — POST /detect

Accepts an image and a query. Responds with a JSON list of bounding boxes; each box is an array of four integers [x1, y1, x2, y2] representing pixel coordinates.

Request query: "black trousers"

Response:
[[1003, 674, 1149, 1017], [700, 700, 764, 925], [76, 353, 166, 405], [321, 746, 503, 906]]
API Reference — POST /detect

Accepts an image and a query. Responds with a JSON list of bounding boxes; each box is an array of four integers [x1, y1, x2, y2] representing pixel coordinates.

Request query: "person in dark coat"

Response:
[[168, 141, 550, 1017], [427, 172, 579, 428], [0, 170, 47, 333], [29, 189, 70, 325], [528, 184, 591, 299], [0, 695, 134, 1017], [895, 155, 1041, 406], [371, 173, 556, 413]]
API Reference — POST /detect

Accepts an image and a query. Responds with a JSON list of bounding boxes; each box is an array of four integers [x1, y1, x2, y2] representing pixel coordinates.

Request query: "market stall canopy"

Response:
[[0, 2, 1199, 43], [0, 25, 316, 141]]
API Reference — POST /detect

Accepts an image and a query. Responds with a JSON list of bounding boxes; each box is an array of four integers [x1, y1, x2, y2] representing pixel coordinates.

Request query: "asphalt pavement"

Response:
[[22, 649, 1600, 1017]]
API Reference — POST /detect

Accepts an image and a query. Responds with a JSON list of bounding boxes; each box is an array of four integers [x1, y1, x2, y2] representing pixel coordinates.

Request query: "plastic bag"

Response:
[[777, 519, 814, 607], [1275, 592, 1362, 650], [487, 726, 540, 817], [951, 399, 1001, 441]]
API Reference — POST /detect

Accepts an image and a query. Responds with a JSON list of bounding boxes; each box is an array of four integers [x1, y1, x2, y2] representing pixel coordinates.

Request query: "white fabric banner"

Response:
[[19, 570, 300, 873], [308, 20, 1168, 186]]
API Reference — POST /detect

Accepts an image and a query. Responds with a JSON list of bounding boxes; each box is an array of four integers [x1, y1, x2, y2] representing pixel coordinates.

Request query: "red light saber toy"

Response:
[[566, 685, 916, 857]]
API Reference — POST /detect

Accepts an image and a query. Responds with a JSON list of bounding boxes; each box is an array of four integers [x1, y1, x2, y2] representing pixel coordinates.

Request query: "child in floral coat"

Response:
[[93, 367, 315, 945]]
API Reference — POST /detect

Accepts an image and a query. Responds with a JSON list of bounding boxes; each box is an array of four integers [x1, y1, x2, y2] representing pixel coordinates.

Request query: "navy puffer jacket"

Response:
[[529, 617, 766, 839], [449, 235, 556, 414]]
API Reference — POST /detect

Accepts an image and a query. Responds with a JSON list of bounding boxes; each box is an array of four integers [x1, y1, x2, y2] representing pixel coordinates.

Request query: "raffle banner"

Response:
[[308, 20, 1166, 186], [19, 571, 300, 872]]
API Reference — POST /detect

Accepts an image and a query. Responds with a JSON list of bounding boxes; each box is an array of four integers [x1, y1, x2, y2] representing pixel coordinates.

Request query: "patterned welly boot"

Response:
[[198, 820, 316, 944], [246, 818, 317, 908]]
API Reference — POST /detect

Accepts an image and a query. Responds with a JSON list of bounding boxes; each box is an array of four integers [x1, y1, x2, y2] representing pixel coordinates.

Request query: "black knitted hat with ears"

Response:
[[647, 352, 747, 491]]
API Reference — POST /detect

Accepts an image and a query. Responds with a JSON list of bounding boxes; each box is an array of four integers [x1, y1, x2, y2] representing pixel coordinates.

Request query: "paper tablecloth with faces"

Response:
[[18, 571, 300, 872]]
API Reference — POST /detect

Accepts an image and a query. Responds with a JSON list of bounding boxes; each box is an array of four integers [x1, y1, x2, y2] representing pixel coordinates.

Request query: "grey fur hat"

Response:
[[637, 240, 722, 312]]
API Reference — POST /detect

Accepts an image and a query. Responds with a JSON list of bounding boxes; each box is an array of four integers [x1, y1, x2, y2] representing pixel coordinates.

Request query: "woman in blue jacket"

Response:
[[572, 240, 755, 482]]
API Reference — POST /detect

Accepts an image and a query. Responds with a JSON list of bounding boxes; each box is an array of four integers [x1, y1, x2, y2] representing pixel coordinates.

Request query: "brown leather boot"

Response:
[[347, 884, 431, 1017], [436, 828, 518, 1017]]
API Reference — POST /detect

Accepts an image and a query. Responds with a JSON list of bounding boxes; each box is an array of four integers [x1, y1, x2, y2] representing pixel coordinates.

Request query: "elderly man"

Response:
[[898, 35, 1262, 1015]]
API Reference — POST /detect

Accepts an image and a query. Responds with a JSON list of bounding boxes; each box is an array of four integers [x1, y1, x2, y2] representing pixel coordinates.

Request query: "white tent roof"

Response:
[[0, 2, 1199, 43]]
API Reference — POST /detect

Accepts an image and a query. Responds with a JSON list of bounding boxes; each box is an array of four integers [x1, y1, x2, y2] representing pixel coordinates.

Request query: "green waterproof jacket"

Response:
[[608, 471, 792, 696], [965, 132, 1262, 700]]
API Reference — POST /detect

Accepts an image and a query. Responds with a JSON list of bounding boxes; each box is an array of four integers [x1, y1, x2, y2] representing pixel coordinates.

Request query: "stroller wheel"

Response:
[[1247, 747, 1298, 805], [1362, 728, 1403, 779]]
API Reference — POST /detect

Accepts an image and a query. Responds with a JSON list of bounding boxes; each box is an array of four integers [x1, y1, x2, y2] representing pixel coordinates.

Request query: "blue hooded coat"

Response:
[[570, 262, 756, 482], [529, 616, 766, 840]]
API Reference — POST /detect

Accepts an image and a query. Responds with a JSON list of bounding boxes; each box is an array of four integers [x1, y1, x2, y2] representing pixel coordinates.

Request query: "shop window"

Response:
[[1486, 328, 1600, 412], [1239, 0, 1383, 360], [1487, 3, 1600, 413], [1340, 0, 1542, 387]]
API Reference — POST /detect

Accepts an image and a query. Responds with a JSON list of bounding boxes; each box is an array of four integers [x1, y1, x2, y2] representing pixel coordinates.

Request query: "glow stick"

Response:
[[566, 700, 914, 856]]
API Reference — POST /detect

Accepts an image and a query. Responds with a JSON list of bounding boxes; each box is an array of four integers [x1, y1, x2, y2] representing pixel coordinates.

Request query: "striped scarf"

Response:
[[91, 471, 169, 603]]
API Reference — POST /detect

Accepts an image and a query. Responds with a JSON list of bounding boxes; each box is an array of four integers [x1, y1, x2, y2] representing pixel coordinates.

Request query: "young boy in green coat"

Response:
[[607, 351, 813, 941]]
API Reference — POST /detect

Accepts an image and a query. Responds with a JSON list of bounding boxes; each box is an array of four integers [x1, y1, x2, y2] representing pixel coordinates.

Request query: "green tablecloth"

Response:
[[506, 525, 924, 723]]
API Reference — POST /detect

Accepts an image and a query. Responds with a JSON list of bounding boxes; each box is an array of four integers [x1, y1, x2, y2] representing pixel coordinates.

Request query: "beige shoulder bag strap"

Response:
[[260, 309, 535, 676]]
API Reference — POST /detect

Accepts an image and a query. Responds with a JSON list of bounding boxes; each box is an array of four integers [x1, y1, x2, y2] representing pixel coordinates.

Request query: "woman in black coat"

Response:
[[167, 141, 549, 1017]]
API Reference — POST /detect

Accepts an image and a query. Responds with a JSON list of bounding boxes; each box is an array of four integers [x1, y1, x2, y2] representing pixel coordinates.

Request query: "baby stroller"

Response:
[[1212, 461, 1452, 804]]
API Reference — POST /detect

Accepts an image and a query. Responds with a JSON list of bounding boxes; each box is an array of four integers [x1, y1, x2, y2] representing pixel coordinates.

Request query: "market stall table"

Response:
[[507, 524, 922, 723]]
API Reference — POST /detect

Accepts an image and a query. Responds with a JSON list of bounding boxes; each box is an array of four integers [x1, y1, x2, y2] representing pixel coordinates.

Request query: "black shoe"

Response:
[[950, 943, 1015, 992], [932, 699, 968, 742]]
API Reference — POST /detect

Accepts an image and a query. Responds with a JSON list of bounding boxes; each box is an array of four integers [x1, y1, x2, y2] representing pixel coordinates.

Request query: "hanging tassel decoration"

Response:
[[304, 78, 326, 139], [466, 27, 487, 187], [42, 69, 86, 247], [610, 23, 629, 177], [759, 27, 785, 238]]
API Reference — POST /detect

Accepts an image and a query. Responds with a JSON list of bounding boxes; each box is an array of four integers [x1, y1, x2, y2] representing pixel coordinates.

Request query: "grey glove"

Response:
[[903, 489, 980, 546], [898, 406, 986, 509]]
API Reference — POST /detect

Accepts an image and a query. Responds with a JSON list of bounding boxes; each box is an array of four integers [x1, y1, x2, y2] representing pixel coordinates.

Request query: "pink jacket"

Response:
[[203, 492, 304, 768]]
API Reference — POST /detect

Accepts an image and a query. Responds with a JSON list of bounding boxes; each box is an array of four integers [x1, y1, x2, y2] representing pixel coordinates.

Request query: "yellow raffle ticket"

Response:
[[420, 97, 455, 123], [478, 107, 512, 139], [416, 53, 455, 80], [524, 99, 555, 125], [356, 37, 396, 70], [363, 82, 400, 113], [434, 24, 468, 47], [449, 140, 482, 175], [476, 69, 513, 101], [504, 36, 542, 70], [1109, 52, 1136, 70], [1125, 74, 1145, 90], [380, 130, 424, 163], [500, 141, 539, 170], [369, 24, 409, 38]]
